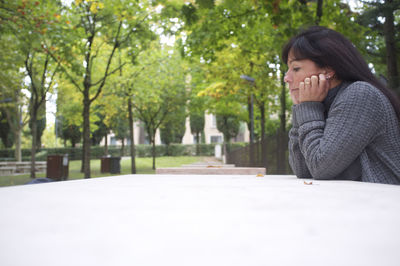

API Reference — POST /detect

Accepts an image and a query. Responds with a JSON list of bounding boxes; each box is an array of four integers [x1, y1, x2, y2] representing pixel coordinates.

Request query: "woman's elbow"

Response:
[[309, 167, 337, 180]]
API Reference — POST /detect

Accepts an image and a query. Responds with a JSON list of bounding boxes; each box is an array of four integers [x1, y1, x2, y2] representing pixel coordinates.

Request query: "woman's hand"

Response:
[[299, 74, 329, 103]]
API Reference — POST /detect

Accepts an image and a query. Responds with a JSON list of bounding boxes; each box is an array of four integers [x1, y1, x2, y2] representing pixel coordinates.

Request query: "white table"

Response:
[[1, 174, 400, 266]]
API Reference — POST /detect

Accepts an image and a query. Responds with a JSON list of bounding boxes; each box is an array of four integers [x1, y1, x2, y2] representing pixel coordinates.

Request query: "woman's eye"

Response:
[[293, 67, 300, 72]]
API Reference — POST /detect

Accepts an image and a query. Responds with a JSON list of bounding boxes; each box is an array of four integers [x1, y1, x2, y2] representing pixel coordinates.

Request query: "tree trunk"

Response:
[[152, 135, 156, 170], [13, 106, 22, 162], [247, 98, 251, 142], [104, 132, 108, 156], [196, 132, 200, 155], [383, 0, 399, 94], [30, 107, 37, 179], [259, 102, 267, 169], [14, 128, 22, 162], [82, 95, 91, 178], [121, 138, 125, 157], [128, 98, 136, 174], [316, 0, 323, 25], [9, 105, 23, 162], [223, 142, 227, 164], [277, 74, 287, 174], [260, 103, 265, 143], [247, 96, 254, 144]]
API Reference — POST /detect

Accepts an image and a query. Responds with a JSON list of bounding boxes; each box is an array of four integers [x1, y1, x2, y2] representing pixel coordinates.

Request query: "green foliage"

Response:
[[356, 0, 400, 91], [0, 110, 13, 148], [196, 0, 215, 9], [0, 143, 239, 161], [181, 3, 198, 26], [55, 79, 82, 129], [60, 122, 82, 147], [131, 46, 187, 141], [189, 111, 205, 141], [112, 117, 130, 142], [28, 115, 46, 148], [216, 113, 240, 143], [160, 105, 187, 146]]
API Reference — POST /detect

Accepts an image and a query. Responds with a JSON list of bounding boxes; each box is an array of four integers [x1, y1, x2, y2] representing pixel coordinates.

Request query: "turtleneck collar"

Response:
[[323, 81, 351, 112]]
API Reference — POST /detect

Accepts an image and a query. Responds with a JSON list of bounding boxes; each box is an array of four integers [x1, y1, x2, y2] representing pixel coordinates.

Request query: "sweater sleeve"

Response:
[[294, 82, 385, 180], [288, 107, 312, 178]]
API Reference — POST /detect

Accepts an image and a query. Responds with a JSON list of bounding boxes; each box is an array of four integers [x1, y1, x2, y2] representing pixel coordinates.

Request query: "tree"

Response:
[[358, 0, 400, 95], [178, 0, 287, 148], [131, 47, 187, 169], [187, 63, 208, 155], [0, 48, 27, 160], [0, 0, 63, 177], [55, 78, 83, 147], [160, 105, 187, 155], [189, 111, 205, 154], [57, 116, 81, 147], [216, 110, 241, 162], [25, 50, 59, 178], [91, 110, 108, 146], [0, 4, 33, 161], [111, 114, 130, 156], [0, 110, 13, 148], [216, 113, 240, 144], [107, 45, 157, 174], [46, 0, 156, 178]]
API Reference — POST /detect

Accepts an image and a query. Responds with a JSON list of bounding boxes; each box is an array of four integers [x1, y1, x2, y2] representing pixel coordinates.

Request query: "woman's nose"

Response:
[[284, 72, 291, 83]]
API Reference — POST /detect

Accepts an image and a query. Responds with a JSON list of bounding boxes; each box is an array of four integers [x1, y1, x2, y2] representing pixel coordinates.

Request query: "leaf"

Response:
[[90, 3, 98, 14]]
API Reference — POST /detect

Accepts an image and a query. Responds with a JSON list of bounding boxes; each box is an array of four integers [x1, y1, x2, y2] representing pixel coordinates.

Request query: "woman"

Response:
[[282, 26, 400, 184]]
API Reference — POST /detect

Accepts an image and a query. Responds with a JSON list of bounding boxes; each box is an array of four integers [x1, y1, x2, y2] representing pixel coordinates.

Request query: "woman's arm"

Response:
[[288, 126, 312, 178], [295, 82, 385, 179]]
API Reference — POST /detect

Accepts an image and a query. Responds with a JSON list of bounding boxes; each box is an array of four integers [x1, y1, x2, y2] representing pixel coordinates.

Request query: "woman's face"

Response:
[[284, 51, 327, 100]]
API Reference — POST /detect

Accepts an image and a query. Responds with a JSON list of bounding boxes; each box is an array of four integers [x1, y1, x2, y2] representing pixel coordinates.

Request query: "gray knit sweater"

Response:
[[289, 81, 400, 184]]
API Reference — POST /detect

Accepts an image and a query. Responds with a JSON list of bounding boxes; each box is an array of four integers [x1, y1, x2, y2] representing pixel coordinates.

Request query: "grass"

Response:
[[0, 156, 213, 188]]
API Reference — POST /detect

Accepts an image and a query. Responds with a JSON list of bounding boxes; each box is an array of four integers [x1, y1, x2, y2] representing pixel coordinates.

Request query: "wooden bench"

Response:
[[0, 167, 16, 175], [0, 161, 47, 176]]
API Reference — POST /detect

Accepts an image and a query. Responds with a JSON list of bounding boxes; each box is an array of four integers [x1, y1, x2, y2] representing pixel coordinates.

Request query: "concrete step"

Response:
[[180, 164, 236, 168]]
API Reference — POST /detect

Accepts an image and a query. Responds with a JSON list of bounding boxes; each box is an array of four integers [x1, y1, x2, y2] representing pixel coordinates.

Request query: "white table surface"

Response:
[[1, 174, 400, 266]]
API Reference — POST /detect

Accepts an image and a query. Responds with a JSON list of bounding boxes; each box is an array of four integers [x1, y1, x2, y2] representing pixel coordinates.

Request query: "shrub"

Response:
[[0, 143, 234, 161]]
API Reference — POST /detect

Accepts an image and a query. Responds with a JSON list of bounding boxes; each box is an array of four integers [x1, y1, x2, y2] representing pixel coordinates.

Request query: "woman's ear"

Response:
[[324, 68, 335, 80]]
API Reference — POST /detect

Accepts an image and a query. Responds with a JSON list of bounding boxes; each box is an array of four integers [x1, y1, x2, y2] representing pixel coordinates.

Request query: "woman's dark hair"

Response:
[[282, 26, 400, 121]]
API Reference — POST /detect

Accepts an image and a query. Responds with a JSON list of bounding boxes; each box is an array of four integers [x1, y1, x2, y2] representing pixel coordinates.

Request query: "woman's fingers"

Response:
[[311, 75, 318, 91], [319, 74, 328, 91], [299, 74, 329, 103]]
